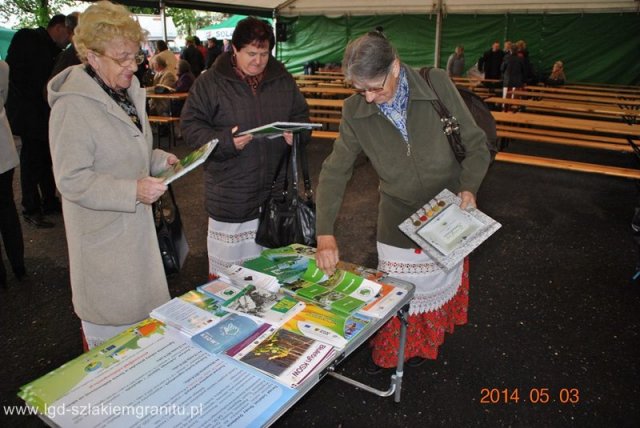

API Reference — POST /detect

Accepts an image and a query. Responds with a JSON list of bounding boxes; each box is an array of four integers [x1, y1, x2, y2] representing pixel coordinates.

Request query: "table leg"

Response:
[[393, 303, 410, 403]]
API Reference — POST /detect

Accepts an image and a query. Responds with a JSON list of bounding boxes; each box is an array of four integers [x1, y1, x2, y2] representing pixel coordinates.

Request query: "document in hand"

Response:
[[398, 189, 501, 270], [154, 139, 216, 184], [235, 122, 322, 139]]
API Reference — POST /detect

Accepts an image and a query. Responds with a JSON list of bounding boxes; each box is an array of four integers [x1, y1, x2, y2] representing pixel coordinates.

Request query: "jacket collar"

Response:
[[350, 64, 439, 119]]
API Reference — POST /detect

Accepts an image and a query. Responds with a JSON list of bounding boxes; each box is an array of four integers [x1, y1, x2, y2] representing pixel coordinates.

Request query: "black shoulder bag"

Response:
[[153, 185, 189, 275], [255, 135, 317, 248]]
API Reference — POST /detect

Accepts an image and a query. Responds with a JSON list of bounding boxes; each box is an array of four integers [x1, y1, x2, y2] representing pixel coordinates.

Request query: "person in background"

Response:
[[545, 60, 566, 86], [478, 40, 504, 80], [501, 46, 526, 106], [148, 55, 177, 115], [180, 16, 309, 277], [171, 59, 195, 116], [0, 60, 26, 288], [446, 45, 465, 77], [314, 31, 490, 373], [222, 38, 232, 52], [205, 37, 221, 69], [50, 12, 81, 77], [5, 14, 70, 229], [181, 36, 204, 77], [194, 36, 207, 63], [47, 0, 178, 349], [151, 39, 177, 74]]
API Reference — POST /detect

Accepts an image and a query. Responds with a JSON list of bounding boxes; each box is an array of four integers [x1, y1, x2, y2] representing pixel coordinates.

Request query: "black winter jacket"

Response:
[[180, 52, 310, 222]]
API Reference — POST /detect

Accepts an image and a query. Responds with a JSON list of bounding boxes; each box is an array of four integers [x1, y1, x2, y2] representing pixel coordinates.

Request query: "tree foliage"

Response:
[[0, 0, 76, 29]]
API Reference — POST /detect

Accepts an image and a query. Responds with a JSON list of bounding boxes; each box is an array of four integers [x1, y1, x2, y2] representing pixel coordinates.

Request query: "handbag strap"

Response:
[[419, 67, 466, 161], [297, 134, 313, 199]]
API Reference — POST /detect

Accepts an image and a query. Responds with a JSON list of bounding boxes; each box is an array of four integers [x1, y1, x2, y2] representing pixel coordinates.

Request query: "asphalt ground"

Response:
[[1, 134, 639, 427]]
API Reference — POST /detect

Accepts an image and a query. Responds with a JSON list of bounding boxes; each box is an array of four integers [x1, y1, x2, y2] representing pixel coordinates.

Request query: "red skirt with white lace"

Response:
[[370, 257, 469, 368]]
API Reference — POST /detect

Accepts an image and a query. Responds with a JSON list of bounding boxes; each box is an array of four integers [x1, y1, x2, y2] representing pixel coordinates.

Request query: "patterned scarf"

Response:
[[85, 65, 142, 131], [231, 53, 265, 96], [378, 66, 409, 143]]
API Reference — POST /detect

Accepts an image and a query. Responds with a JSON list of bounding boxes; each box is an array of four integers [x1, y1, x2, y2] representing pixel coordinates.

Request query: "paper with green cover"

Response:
[[155, 139, 216, 184], [236, 122, 322, 139]]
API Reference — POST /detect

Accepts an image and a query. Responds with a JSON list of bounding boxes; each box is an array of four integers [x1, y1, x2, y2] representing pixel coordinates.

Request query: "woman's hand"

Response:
[[316, 235, 340, 276], [458, 190, 477, 210], [283, 131, 294, 146], [136, 177, 168, 205], [166, 154, 179, 166], [231, 126, 253, 151]]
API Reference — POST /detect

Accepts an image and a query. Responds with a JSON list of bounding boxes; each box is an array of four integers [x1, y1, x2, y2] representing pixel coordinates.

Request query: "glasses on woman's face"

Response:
[[93, 50, 145, 67], [353, 69, 390, 95]]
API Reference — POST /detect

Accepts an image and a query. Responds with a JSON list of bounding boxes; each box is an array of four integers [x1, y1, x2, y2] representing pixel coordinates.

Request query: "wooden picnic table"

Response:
[[492, 111, 640, 136], [484, 97, 640, 120], [305, 98, 344, 109], [562, 84, 640, 95], [294, 74, 345, 81], [511, 90, 640, 107], [299, 86, 354, 97], [523, 85, 640, 99]]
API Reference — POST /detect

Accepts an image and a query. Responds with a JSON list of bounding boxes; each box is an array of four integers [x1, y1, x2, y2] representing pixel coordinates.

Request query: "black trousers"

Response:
[[0, 168, 25, 280], [19, 136, 57, 214]]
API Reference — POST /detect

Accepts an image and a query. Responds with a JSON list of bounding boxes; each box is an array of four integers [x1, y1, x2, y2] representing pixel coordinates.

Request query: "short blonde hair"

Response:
[[74, 1, 147, 63]]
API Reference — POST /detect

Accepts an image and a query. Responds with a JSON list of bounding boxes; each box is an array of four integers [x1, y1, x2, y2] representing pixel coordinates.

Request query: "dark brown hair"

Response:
[[231, 16, 275, 51]]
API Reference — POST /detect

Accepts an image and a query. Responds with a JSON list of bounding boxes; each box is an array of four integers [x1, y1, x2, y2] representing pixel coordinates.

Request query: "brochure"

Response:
[[398, 188, 501, 270], [222, 284, 306, 327], [282, 303, 371, 349], [178, 289, 228, 317], [197, 277, 244, 302], [227, 328, 335, 388], [154, 140, 216, 184], [224, 264, 281, 293], [191, 313, 271, 355], [358, 282, 409, 319], [236, 121, 322, 139], [149, 297, 221, 337]]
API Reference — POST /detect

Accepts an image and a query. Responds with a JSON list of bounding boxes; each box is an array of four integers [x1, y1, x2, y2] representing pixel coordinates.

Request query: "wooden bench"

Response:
[[148, 115, 181, 148], [495, 152, 640, 179], [491, 111, 640, 136], [485, 97, 639, 121], [512, 90, 640, 107], [312, 130, 339, 140]]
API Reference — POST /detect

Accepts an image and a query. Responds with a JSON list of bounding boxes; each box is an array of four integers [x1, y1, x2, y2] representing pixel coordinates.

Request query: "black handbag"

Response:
[[153, 185, 189, 274], [255, 135, 317, 248]]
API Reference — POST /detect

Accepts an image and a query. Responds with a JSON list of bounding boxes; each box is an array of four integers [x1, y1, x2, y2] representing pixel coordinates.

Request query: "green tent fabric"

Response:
[[278, 13, 640, 85], [0, 26, 16, 60]]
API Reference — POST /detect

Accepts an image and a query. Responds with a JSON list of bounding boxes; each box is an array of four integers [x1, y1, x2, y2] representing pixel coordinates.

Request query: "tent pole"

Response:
[[434, 0, 443, 68], [160, 0, 168, 42]]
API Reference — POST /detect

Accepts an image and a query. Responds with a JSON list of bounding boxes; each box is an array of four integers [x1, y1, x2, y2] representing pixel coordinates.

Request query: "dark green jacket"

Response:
[[316, 65, 490, 248]]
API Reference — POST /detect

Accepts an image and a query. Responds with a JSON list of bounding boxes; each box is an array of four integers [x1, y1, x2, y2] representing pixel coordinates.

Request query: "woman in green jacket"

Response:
[[315, 32, 490, 372]]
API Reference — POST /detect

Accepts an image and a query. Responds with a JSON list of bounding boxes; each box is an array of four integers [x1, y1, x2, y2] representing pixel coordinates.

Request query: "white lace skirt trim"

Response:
[[207, 218, 263, 276], [377, 242, 463, 315]]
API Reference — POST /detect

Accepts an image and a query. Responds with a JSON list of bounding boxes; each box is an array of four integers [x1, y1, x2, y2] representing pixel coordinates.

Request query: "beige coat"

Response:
[[48, 65, 171, 325], [0, 61, 19, 174]]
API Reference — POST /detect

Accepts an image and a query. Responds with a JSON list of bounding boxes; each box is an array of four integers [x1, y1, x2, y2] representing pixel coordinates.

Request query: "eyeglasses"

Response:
[[93, 50, 145, 67], [353, 69, 390, 95]]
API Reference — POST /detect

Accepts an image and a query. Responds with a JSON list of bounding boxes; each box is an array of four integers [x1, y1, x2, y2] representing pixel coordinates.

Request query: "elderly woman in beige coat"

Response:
[[48, 1, 178, 349]]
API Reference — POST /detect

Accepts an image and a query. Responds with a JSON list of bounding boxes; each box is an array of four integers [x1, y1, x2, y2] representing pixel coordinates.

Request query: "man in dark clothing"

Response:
[[6, 14, 70, 228], [180, 37, 204, 77], [478, 40, 504, 80], [50, 13, 80, 78], [205, 37, 221, 69]]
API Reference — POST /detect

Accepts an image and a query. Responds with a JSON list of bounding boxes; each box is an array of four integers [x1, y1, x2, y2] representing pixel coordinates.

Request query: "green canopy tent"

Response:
[[0, 26, 16, 60], [195, 15, 272, 42]]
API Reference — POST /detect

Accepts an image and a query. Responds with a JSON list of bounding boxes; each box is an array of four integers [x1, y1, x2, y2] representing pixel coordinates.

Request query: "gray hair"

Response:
[[342, 32, 397, 83]]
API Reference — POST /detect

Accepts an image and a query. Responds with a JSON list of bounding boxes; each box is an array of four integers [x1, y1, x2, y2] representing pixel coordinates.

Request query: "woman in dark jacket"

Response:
[[180, 16, 309, 277]]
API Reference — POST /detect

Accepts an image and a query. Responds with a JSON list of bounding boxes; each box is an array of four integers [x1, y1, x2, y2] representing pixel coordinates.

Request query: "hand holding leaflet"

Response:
[[154, 140, 216, 184]]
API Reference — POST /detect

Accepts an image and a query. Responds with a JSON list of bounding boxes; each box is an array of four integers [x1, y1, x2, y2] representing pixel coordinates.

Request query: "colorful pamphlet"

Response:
[[282, 303, 371, 349], [154, 140, 216, 184], [358, 282, 409, 319], [222, 285, 306, 327], [149, 297, 221, 337], [197, 278, 244, 302], [178, 289, 228, 318], [224, 264, 280, 293], [226, 328, 335, 388], [191, 313, 271, 355], [398, 188, 501, 270]]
